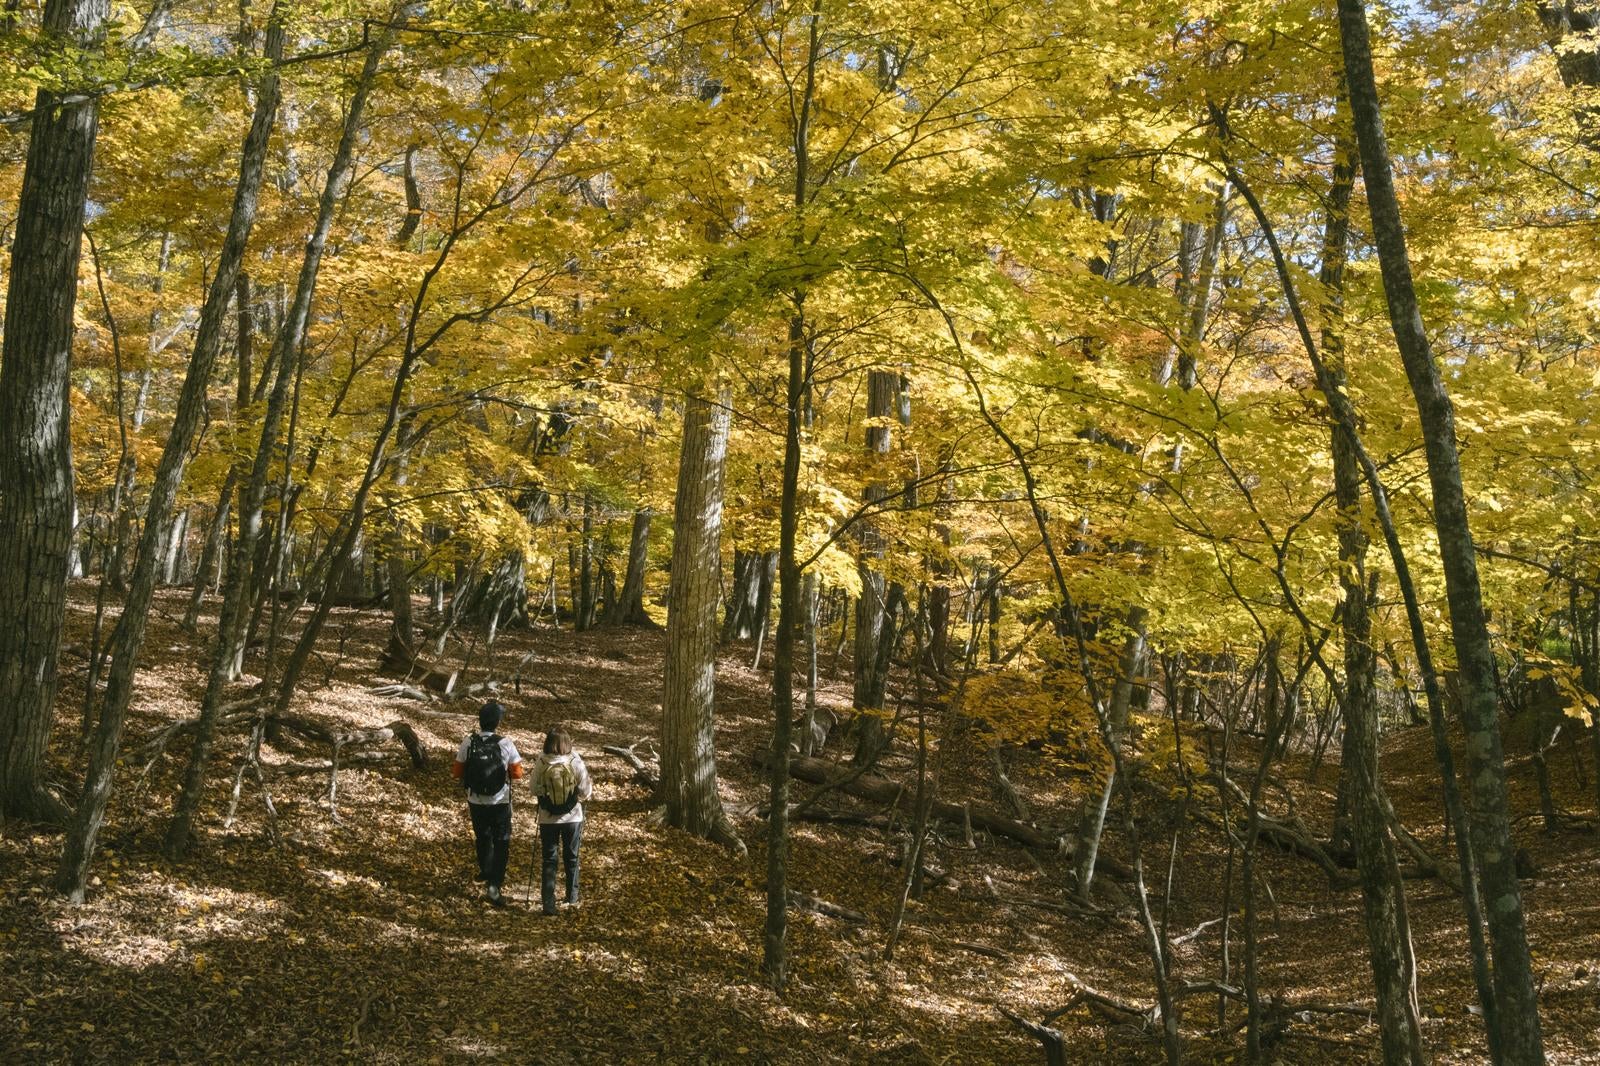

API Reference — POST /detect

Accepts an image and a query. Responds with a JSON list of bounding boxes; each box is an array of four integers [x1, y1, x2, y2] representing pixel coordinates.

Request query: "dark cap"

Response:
[[479, 701, 506, 731]]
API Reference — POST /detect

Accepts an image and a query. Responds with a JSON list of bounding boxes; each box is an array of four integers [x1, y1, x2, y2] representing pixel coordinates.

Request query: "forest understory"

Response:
[[1, 586, 1596, 1065]]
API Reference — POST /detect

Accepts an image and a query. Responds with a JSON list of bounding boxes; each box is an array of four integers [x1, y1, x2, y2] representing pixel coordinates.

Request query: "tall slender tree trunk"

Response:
[[576, 493, 596, 631], [108, 235, 170, 591], [383, 421, 416, 649], [1338, 4, 1545, 1060], [1224, 121, 1503, 1060], [183, 468, 238, 630], [0, 0, 110, 821], [1073, 610, 1143, 900], [765, 306, 808, 991], [799, 571, 821, 752], [1322, 150, 1427, 1061], [1076, 191, 1224, 899], [851, 368, 899, 765], [1335, 408, 1426, 1065], [765, 5, 820, 991], [55, 7, 287, 895], [660, 390, 741, 850], [163, 19, 393, 857]]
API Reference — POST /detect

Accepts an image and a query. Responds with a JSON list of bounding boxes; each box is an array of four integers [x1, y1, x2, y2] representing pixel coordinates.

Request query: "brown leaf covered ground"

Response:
[[2, 584, 1598, 1063]]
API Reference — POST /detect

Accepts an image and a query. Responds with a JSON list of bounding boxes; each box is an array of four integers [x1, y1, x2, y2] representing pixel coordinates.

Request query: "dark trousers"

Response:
[[539, 820, 583, 913], [469, 802, 512, 889]]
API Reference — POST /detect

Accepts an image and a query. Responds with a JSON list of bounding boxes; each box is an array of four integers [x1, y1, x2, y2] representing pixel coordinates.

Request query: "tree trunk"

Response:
[[0, 0, 110, 821], [799, 571, 822, 755], [607, 507, 654, 625], [1073, 607, 1144, 900], [1338, 4, 1545, 1059], [660, 390, 741, 849], [749, 552, 778, 666], [1076, 193, 1222, 899], [163, 18, 391, 858], [851, 368, 899, 765], [1335, 387, 1426, 1066], [160, 507, 189, 586], [107, 366, 153, 594], [384, 426, 416, 650], [1225, 121, 1504, 1059], [55, 8, 287, 894], [765, 7, 821, 989], [765, 300, 806, 990], [183, 467, 237, 630], [108, 237, 167, 593], [576, 492, 596, 631], [723, 548, 764, 640]]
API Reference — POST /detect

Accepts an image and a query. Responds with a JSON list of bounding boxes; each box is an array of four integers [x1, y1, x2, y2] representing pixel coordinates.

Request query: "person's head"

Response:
[[479, 701, 506, 732], [543, 727, 572, 756]]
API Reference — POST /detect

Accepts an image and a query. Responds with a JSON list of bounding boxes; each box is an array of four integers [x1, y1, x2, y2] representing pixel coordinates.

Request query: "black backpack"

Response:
[[463, 733, 507, 796]]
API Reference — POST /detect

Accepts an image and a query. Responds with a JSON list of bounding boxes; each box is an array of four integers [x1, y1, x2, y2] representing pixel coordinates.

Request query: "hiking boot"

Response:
[[487, 885, 505, 908]]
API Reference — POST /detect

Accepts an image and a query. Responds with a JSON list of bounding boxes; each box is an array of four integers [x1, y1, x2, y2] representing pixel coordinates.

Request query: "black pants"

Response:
[[469, 802, 512, 889], [539, 820, 583, 913]]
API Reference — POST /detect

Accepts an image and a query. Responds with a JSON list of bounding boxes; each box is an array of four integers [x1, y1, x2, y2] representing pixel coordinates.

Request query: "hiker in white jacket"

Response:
[[528, 727, 593, 915]]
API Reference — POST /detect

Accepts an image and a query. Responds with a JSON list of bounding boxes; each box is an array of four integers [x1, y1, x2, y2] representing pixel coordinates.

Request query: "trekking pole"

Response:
[[531, 832, 544, 902], [524, 784, 538, 907]]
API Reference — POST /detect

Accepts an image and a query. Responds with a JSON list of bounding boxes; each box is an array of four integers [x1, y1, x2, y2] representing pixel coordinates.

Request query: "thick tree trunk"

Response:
[[55, 9, 287, 894], [661, 390, 741, 849], [0, 0, 110, 821], [1338, 3, 1544, 1059]]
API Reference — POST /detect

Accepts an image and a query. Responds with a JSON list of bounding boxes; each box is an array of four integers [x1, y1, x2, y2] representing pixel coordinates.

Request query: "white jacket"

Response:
[[529, 752, 592, 824]]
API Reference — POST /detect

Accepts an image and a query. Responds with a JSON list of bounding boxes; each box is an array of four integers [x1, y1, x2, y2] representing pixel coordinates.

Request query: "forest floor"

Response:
[[2, 584, 1598, 1064]]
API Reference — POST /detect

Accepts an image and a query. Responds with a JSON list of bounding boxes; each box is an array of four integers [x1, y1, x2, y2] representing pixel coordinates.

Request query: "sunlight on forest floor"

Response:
[[1, 587, 1597, 1063]]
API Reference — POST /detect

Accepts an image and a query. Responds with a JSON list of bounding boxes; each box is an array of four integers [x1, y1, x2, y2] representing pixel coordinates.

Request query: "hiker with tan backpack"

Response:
[[528, 727, 592, 916]]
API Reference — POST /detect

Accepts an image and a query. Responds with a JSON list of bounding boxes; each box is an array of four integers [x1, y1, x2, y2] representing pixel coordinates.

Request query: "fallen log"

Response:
[[761, 752, 1134, 879], [333, 721, 429, 770], [999, 1006, 1068, 1066], [777, 887, 868, 923], [276, 751, 394, 775], [602, 742, 660, 793], [379, 631, 464, 698], [902, 925, 1012, 960], [368, 683, 431, 702]]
